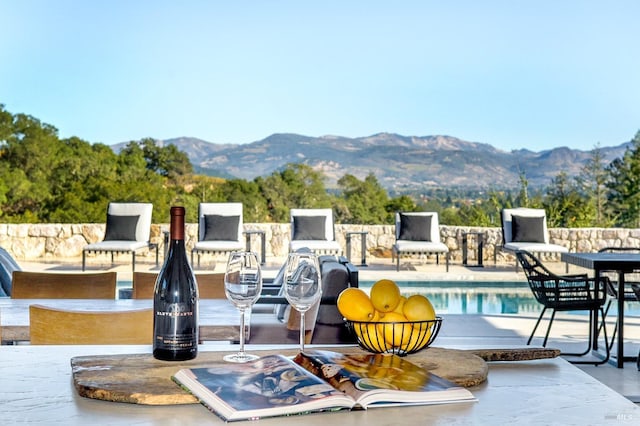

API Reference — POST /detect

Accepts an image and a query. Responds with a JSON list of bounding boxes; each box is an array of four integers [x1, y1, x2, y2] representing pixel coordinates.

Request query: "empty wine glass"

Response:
[[223, 251, 262, 362], [283, 252, 322, 352]]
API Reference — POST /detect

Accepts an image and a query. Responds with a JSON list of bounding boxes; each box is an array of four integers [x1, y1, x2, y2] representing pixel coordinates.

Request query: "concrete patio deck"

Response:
[[15, 254, 640, 404]]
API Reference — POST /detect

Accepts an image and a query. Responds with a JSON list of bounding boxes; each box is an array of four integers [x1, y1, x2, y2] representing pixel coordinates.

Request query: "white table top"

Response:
[[1, 344, 638, 425]]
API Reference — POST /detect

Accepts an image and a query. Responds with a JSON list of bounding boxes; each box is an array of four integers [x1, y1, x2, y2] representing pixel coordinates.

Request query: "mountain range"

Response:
[[114, 133, 630, 191]]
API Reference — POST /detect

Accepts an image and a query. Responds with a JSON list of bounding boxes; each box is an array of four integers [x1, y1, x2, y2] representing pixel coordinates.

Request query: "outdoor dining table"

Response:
[[561, 251, 640, 368], [2, 343, 638, 424], [0, 298, 242, 344]]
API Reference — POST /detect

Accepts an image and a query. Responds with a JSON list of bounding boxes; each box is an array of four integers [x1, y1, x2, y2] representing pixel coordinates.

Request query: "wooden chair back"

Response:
[[11, 271, 117, 299], [29, 304, 152, 345], [132, 271, 226, 299]]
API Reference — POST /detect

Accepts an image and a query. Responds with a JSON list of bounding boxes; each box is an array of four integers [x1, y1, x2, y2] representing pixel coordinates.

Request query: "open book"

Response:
[[172, 350, 475, 421]]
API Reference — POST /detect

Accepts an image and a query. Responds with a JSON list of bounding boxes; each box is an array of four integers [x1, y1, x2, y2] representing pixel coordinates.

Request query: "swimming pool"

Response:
[[118, 278, 640, 317], [359, 281, 640, 316]]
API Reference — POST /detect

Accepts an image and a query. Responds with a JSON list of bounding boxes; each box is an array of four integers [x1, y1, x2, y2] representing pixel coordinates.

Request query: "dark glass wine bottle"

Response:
[[153, 206, 199, 361]]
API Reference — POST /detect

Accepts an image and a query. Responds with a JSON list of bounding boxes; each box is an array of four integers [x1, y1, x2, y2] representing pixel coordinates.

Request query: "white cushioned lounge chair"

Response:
[[289, 208, 341, 255], [392, 212, 449, 272], [191, 202, 244, 267], [497, 207, 568, 271], [82, 202, 158, 271]]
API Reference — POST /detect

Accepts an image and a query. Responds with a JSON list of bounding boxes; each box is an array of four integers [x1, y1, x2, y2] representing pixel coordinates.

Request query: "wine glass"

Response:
[[283, 252, 322, 352], [223, 251, 262, 362]]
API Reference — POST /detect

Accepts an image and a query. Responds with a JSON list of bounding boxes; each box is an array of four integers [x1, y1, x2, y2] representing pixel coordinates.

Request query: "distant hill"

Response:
[[112, 133, 630, 190]]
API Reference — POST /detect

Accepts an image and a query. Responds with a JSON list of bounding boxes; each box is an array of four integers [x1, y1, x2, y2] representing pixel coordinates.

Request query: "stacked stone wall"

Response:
[[1, 223, 639, 264]]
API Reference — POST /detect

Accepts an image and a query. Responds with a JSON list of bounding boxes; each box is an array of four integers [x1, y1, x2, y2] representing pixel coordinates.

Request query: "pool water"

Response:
[[359, 281, 640, 316]]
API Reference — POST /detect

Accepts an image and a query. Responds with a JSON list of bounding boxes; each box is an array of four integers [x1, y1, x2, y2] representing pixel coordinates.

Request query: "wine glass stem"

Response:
[[299, 311, 305, 352], [239, 308, 246, 357]]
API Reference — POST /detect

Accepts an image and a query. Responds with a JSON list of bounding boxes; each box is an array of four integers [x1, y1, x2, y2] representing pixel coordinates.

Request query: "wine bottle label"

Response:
[[155, 302, 198, 350], [156, 302, 195, 318]]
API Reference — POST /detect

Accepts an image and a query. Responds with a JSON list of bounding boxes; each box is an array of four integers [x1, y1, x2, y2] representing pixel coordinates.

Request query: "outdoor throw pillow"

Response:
[[292, 216, 326, 240], [103, 214, 140, 241], [511, 215, 546, 243], [398, 213, 432, 241], [203, 215, 240, 241]]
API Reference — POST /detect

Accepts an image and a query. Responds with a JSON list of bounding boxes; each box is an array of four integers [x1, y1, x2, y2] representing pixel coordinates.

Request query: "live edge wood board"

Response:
[[70, 346, 560, 405]]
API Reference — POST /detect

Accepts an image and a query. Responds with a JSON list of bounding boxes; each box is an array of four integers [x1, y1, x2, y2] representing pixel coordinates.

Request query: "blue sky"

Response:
[[1, 1, 639, 151]]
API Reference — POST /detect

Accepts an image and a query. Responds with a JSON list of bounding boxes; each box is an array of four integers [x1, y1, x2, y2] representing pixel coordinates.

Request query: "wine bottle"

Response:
[[153, 206, 199, 361]]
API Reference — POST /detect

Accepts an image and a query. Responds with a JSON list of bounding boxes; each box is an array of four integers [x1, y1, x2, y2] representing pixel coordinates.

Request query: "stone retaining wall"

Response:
[[2, 223, 640, 264]]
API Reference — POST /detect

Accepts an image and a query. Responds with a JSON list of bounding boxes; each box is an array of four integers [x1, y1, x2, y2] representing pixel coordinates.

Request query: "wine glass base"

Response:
[[223, 353, 260, 363]]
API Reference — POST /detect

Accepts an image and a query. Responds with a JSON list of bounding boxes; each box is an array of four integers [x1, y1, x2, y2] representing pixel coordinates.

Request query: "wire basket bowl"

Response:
[[345, 317, 442, 356]]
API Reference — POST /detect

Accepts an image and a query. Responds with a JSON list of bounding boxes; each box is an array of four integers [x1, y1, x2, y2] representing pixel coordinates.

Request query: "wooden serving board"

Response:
[[71, 346, 559, 405]]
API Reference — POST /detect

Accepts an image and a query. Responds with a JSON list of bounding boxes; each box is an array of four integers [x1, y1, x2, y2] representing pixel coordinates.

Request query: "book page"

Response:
[[173, 354, 354, 421], [293, 350, 475, 407]]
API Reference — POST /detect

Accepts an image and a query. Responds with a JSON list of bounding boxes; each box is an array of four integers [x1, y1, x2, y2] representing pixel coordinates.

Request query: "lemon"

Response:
[[377, 311, 411, 347], [403, 294, 436, 321], [370, 279, 402, 313], [405, 325, 432, 351], [353, 322, 388, 352], [392, 295, 407, 315], [337, 288, 376, 321]]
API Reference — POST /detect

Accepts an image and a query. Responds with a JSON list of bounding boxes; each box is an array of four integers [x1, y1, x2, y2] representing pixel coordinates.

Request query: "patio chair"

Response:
[[11, 271, 117, 299], [191, 203, 244, 267], [515, 250, 609, 365], [391, 212, 449, 272], [597, 247, 640, 352], [497, 208, 568, 271], [289, 208, 341, 255], [82, 202, 158, 272], [29, 304, 152, 344], [132, 271, 226, 299]]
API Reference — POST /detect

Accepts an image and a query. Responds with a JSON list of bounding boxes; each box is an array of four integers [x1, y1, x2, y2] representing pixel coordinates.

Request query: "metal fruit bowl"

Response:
[[345, 317, 442, 356]]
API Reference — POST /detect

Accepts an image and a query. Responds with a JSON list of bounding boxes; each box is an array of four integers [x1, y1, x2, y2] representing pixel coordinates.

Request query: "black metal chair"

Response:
[[515, 250, 610, 365], [597, 247, 640, 351]]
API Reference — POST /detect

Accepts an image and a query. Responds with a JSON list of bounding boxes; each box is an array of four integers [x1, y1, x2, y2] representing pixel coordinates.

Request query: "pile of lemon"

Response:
[[337, 279, 437, 352]]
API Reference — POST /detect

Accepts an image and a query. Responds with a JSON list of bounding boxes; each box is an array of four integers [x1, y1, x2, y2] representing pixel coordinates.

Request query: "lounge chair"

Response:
[[82, 202, 158, 271], [391, 212, 449, 272], [496, 207, 568, 271], [191, 203, 244, 267], [289, 208, 341, 255]]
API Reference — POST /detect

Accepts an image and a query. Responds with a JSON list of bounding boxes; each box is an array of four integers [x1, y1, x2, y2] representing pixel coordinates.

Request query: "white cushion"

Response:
[[395, 212, 441, 243], [290, 240, 341, 253], [198, 203, 243, 242], [393, 240, 449, 254], [502, 208, 549, 244], [106, 202, 153, 242], [290, 208, 334, 241], [193, 240, 245, 252], [84, 241, 150, 252], [503, 242, 567, 253]]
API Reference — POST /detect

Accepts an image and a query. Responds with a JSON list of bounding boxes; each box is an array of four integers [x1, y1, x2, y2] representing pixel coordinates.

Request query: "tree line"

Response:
[[1, 104, 639, 227]]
